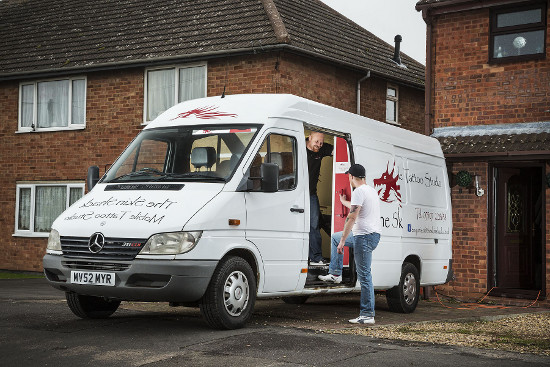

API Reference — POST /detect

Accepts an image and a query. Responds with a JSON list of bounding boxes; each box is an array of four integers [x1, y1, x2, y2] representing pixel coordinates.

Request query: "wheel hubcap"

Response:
[[224, 271, 249, 317], [402, 272, 417, 305]]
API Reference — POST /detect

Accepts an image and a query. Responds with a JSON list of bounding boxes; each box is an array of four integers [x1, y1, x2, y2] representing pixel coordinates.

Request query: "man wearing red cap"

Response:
[[319, 163, 381, 324]]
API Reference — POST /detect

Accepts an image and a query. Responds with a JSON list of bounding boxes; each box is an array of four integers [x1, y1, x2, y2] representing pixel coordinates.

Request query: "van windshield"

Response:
[[102, 125, 259, 183]]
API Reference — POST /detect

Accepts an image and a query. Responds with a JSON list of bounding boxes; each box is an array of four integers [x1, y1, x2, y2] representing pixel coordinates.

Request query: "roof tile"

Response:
[[0, 0, 424, 87], [436, 131, 550, 155]]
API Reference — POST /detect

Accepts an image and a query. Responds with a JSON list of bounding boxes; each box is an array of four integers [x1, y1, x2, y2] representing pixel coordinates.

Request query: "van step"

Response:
[[305, 279, 351, 288], [308, 264, 328, 269]]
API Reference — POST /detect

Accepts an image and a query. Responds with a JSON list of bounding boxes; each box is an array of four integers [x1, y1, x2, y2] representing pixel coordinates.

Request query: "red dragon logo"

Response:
[[373, 162, 401, 204], [171, 106, 237, 120]]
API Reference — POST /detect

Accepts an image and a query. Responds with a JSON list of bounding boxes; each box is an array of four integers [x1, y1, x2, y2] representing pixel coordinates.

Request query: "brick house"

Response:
[[0, 0, 425, 271], [416, 0, 550, 306]]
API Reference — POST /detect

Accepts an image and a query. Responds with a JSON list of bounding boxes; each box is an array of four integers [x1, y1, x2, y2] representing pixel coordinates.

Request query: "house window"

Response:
[[386, 85, 399, 124], [15, 183, 84, 237], [144, 63, 207, 122], [490, 3, 547, 62], [18, 77, 86, 132]]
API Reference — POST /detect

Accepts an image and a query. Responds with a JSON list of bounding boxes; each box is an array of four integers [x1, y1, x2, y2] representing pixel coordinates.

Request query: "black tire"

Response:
[[200, 256, 256, 329], [386, 262, 420, 313], [281, 295, 309, 304], [65, 292, 120, 319]]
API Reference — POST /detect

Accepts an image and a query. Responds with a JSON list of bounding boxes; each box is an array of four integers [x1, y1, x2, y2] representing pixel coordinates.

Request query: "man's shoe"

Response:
[[349, 316, 375, 324], [318, 274, 342, 283], [310, 259, 328, 266]]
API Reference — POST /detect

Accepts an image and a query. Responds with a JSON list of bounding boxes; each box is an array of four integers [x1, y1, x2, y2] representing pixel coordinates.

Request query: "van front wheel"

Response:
[[386, 262, 420, 313], [65, 292, 120, 319], [200, 256, 256, 329]]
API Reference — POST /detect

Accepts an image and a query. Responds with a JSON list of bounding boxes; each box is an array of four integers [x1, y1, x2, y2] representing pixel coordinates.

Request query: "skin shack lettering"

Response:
[[63, 196, 177, 225]]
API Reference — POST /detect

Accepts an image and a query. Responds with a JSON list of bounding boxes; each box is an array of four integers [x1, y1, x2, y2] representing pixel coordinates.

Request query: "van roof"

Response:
[[147, 94, 443, 157]]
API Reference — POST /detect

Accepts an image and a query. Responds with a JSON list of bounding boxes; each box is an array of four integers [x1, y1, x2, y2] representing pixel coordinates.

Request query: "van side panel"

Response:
[[354, 143, 452, 289]]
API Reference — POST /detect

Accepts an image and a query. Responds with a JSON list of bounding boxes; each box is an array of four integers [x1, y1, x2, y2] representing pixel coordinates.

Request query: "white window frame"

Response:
[[386, 84, 399, 125], [143, 62, 208, 124], [14, 182, 85, 237], [17, 76, 87, 133]]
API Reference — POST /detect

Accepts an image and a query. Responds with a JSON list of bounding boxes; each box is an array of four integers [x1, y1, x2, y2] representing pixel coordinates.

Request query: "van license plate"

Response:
[[71, 271, 115, 286]]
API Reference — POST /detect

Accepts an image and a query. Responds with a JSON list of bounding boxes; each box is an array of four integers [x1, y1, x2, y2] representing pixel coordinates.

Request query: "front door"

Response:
[[493, 165, 544, 296], [245, 129, 307, 293]]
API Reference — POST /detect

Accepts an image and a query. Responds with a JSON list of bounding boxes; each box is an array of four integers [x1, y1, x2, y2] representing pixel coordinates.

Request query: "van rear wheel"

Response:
[[200, 256, 256, 329], [65, 292, 120, 319], [386, 262, 420, 313]]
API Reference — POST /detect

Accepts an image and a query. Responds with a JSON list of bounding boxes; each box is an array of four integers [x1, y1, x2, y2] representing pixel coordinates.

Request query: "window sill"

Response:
[[16, 126, 86, 134], [385, 121, 401, 127], [13, 232, 49, 238], [489, 54, 545, 64]]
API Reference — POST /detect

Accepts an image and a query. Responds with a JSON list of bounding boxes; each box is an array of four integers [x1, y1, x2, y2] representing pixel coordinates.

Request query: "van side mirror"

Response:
[[260, 162, 279, 193], [236, 163, 280, 192], [87, 166, 100, 191]]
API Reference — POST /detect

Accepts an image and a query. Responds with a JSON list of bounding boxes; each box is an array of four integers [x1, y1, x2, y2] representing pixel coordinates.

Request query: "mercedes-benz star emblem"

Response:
[[88, 233, 105, 254]]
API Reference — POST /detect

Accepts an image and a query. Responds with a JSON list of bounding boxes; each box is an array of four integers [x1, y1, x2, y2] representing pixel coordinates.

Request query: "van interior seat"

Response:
[[269, 152, 283, 169], [191, 147, 216, 171], [270, 152, 295, 190], [216, 154, 241, 178]]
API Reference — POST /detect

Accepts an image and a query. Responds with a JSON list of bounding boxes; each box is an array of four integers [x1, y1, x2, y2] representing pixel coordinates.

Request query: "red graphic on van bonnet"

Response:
[[171, 106, 237, 120], [373, 162, 401, 204]]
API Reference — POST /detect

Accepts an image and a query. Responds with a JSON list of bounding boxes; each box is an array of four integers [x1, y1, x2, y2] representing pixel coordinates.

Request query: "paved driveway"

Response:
[[1, 278, 548, 367]]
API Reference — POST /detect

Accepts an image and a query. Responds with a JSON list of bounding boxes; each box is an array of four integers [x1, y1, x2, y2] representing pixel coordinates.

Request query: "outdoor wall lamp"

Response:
[[454, 170, 484, 196], [474, 174, 484, 197]]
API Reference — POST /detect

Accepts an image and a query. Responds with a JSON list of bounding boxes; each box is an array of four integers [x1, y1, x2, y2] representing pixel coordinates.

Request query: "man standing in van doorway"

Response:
[[306, 132, 333, 266], [319, 163, 381, 324]]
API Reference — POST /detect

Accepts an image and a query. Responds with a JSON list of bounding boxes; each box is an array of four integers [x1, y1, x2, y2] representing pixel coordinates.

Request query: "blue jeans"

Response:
[[309, 194, 323, 262], [329, 231, 380, 317]]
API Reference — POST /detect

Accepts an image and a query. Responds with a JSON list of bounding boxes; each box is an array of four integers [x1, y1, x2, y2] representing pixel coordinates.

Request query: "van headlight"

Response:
[[139, 231, 202, 255], [47, 229, 62, 252]]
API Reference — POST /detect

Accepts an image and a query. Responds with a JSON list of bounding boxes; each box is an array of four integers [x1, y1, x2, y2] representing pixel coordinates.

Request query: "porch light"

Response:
[[474, 175, 484, 197]]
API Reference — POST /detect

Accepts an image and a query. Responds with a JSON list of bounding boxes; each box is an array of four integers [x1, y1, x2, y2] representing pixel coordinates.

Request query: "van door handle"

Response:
[[339, 189, 348, 218], [290, 207, 304, 213]]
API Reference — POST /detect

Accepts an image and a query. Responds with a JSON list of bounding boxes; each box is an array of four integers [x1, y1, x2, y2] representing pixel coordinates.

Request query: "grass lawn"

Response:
[[0, 271, 44, 279]]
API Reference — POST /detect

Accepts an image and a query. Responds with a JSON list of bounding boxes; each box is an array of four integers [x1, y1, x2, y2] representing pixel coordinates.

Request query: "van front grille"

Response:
[[61, 236, 147, 261], [62, 260, 131, 272]]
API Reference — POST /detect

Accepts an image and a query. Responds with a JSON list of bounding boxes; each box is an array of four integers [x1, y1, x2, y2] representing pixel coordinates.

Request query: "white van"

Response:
[[43, 94, 452, 329]]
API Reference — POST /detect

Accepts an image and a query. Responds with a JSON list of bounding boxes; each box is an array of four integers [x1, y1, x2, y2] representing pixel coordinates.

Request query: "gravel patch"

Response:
[[323, 313, 550, 356]]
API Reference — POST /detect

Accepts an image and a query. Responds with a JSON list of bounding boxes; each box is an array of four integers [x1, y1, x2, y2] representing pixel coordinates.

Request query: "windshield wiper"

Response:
[[111, 167, 167, 182], [155, 172, 226, 182], [110, 169, 226, 183]]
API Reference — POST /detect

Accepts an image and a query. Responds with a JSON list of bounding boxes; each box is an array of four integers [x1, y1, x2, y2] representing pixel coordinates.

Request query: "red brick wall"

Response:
[[0, 69, 145, 271], [208, 55, 278, 96], [431, 8, 550, 129], [397, 83, 425, 135], [278, 52, 357, 112], [546, 163, 550, 306], [278, 52, 425, 133], [0, 52, 425, 272], [428, 5, 550, 307], [438, 162, 490, 297]]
